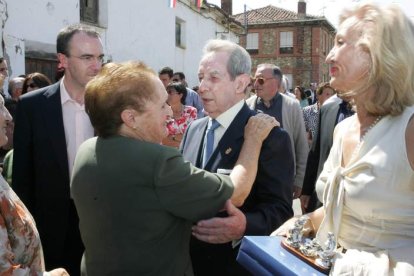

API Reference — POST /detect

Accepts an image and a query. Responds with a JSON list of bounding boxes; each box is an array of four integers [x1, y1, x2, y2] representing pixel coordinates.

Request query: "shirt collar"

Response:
[[214, 100, 244, 129], [60, 76, 73, 105], [257, 92, 280, 106]]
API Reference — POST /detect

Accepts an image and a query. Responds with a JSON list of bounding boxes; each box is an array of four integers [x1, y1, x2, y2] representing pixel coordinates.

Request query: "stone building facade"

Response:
[[231, 1, 336, 90]]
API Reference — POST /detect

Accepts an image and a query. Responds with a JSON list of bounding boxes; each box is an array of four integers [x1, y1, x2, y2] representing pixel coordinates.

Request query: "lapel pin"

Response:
[[225, 148, 232, 155]]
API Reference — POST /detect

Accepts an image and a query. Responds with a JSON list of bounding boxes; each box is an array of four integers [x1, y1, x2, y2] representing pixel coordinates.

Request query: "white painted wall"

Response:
[[104, 0, 239, 87], [1, 0, 240, 88], [2, 0, 79, 77]]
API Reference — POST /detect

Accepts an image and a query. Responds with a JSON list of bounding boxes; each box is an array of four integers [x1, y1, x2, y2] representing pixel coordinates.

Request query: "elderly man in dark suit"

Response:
[[12, 24, 104, 276], [181, 39, 294, 275]]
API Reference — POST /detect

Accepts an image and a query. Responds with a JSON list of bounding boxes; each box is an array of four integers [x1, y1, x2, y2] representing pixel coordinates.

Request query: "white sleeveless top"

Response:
[[315, 106, 414, 275]]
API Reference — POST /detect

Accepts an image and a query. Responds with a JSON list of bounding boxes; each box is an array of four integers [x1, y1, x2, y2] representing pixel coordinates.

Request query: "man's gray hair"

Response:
[[203, 39, 251, 80], [8, 77, 25, 95], [257, 63, 283, 82]]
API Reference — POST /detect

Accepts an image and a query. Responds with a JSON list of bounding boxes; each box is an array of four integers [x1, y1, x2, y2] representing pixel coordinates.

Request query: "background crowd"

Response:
[[0, 1, 412, 275]]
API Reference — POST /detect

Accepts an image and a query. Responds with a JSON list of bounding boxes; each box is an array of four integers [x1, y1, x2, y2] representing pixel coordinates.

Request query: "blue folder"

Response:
[[237, 236, 325, 276]]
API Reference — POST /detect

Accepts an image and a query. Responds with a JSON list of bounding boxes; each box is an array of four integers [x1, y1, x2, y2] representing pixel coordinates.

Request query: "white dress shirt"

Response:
[[60, 78, 94, 179]]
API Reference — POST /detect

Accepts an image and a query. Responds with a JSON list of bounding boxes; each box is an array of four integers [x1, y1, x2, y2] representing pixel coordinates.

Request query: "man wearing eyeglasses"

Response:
[[246, 64, 309, 200], [13, 24, 104, 276]]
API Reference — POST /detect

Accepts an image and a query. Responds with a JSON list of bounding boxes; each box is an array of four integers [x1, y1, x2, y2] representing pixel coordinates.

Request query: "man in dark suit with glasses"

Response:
[[13, 24, 104, 276]]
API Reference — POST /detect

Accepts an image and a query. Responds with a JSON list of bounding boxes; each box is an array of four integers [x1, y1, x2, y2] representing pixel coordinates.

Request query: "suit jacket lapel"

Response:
[[205, 104, 251, 171], [184, 117, 208, 168], [326, 104, 340, 132], [41, 82, 70, 181]]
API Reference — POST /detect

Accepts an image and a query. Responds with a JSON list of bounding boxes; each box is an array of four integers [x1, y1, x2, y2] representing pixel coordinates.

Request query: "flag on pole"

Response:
[[169, 0, 177, 8], [196, 0, 203, 9]]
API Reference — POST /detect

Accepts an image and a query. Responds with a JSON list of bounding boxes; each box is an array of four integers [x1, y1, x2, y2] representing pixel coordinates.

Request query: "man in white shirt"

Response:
[[12, 24, 104, 276]]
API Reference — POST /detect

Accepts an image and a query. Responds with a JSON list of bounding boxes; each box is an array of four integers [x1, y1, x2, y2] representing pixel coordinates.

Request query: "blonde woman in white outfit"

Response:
[[272, 3, 414, 275]]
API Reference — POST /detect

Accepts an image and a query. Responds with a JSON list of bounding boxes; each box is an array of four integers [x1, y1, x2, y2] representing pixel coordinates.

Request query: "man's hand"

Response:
[[244, 113, 280, 143], [192, 200, 246, 244]]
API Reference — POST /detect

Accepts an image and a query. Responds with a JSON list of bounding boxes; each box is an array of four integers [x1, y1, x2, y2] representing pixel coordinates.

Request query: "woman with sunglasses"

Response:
[[21, 72, 52, 95], [162, 81, 197, 148]]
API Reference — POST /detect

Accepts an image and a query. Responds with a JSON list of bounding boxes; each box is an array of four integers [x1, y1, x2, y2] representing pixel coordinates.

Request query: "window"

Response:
[[80, 0, 98, 24], [246, 33, 259, 54], [175, 18, 186, 48], [280, 31, 293, 54], [323, 33, 328, 55]]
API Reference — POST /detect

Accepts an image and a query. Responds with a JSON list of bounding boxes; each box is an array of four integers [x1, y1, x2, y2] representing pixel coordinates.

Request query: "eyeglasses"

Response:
[[254, 77, 275, 85], [69, 54, 105, 64]]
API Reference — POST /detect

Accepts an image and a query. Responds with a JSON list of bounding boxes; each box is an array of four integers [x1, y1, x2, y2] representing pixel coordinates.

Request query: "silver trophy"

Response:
[[315, 232, 336, 269], [286, 215, 309, 248], [283, 216, 336, 272], [299, 238, 323, 258]]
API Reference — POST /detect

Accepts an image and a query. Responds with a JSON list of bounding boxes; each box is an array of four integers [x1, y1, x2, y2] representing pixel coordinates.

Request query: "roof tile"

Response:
[[232, 5, 321, 25]]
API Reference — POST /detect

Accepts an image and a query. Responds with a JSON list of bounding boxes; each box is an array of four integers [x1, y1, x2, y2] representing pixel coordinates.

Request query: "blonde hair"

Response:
[[339, 3, 414, 116]]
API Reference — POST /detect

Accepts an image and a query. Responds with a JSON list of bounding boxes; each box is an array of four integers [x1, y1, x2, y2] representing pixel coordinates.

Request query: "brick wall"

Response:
[[240, 22, 334, 87]]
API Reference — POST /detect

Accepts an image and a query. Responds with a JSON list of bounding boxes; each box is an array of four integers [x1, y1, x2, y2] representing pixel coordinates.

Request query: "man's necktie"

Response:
[[202, 119, 220, 167]]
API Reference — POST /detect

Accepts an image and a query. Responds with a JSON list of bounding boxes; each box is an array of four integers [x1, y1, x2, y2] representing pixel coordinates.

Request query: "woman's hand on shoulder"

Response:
[[245, 113, 280, 143]]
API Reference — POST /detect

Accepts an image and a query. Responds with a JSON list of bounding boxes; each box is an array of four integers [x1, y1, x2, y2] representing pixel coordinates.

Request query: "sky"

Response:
[[208, 0, 414, 28]]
